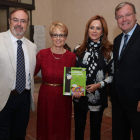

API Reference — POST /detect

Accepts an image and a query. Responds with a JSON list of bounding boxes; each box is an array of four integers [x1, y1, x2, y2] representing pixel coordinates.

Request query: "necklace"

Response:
[[51, 47, 65, 59]]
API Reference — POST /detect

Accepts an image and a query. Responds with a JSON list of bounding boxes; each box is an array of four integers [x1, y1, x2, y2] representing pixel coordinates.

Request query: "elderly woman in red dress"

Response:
[[34, 21, 76, 140]]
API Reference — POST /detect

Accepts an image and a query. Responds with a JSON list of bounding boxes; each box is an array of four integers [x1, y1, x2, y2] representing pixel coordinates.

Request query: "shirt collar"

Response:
[[123, 23, 137, 36], [9, 29, 25, 44]]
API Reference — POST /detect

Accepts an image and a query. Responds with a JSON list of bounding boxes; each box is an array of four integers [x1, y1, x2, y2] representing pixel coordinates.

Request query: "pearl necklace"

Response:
[[51, 47, 65, 59]]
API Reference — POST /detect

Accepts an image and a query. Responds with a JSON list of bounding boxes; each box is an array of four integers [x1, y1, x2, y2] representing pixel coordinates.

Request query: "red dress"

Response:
[[34, 48, 76, 140]]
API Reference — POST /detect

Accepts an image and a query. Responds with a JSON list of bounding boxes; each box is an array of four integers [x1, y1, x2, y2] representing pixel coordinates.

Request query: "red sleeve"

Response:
[[34, 51, 41, 76]]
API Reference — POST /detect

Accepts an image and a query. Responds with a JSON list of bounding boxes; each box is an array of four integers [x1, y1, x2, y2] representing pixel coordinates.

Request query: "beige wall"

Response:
[[33, 0, 140, 51], [32, 0, 52, 48]]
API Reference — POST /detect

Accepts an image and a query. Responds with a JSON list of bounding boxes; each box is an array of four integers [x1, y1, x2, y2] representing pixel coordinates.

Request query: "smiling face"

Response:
[[9, 10, 28, 39], [88, 20, 103, 42], [51, 28, 67, 48], [116, 4, 136, 34]]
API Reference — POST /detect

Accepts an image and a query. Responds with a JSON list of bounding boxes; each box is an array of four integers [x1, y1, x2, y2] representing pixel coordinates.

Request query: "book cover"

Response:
[[63, 67, 86, 96]]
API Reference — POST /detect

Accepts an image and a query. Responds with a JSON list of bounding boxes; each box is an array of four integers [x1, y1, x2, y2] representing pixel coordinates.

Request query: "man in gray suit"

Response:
[[0, 8, 36, 140]]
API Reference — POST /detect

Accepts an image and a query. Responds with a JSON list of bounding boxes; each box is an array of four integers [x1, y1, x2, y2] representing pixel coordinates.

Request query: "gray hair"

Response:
[[115, 2, 136, 18]]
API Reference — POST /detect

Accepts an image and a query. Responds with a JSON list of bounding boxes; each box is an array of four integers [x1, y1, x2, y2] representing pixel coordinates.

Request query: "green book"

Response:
[[63, 67, 86, 96]]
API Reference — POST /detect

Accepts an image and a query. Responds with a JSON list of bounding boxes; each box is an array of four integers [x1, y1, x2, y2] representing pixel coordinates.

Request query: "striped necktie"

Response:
[[15, 40, 26, 94], [119, 34, 128, 59]]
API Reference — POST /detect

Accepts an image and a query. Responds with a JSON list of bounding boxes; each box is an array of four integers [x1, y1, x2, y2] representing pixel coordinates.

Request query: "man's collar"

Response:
[[123, 23, 137, 36]]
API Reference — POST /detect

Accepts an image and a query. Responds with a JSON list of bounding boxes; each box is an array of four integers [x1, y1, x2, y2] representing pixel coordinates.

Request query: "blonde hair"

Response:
[[49, 21, 68, 36]]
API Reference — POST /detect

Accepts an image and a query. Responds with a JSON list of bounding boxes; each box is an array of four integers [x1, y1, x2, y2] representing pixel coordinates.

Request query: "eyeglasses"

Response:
[[116, 13, 135, 20], [51, 34, 67, 38], [10, 18, 28, 24]]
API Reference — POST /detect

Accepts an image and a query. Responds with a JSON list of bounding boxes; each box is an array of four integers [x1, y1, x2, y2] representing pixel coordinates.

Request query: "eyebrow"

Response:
[[53, 33, 64, 34], [12, 17, 27, 20], [117, 12, 132, 16], [90, 25, 102, 27]]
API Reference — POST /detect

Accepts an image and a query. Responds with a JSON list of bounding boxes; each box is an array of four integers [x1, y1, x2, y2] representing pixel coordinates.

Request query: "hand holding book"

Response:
[[72, 91, 83, 98]]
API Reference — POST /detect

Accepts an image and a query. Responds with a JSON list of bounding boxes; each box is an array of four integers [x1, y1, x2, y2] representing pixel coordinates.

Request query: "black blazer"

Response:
[[112, 24, 140, 111]]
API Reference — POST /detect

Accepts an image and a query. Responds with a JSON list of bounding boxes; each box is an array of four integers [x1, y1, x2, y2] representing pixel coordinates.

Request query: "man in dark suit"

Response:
[[112, 2, 140, 140], [0, 8, 36, 140]]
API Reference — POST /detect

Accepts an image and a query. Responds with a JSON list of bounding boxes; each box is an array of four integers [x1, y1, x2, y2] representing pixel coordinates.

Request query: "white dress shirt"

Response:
[[9, 30, 31, 90], [119, 24, 137, 57]]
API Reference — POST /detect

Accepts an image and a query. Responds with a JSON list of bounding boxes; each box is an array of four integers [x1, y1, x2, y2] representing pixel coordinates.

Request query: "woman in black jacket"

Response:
[[73, 15, 114, 140]]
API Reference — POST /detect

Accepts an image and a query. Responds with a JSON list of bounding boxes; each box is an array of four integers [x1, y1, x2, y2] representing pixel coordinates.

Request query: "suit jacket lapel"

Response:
[[4, 31, 16, 72], [115, 33, 123, 66], [119, 24, 140, 63]]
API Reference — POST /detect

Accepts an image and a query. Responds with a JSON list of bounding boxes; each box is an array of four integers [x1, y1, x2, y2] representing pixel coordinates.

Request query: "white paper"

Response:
[[33, 25, 46, 53]]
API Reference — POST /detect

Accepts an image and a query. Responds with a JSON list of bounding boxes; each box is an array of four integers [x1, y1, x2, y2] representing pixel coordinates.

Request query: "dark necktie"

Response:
[[119, 34, 128, 59], [15, 40, 26, 93]]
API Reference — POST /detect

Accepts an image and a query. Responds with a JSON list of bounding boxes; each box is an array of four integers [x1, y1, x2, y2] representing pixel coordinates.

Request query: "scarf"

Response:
[[85, 37, 102, 85]]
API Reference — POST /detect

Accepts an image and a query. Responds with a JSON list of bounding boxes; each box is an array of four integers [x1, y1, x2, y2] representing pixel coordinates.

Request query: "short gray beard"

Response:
[[13, 26, 24, 36]]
